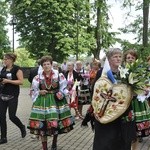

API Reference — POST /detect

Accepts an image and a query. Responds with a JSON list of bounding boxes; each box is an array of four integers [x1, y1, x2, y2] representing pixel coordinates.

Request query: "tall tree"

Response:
[[118, 0, 150, 58], [143, 0, 149, 47], [0, 0, 10, 56], [9, 0, 95, 62], [90, 0, 118, 59]]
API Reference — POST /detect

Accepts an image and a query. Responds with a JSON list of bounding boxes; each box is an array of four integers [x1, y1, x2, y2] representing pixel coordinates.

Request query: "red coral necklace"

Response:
[[43, 71, 53, 90]]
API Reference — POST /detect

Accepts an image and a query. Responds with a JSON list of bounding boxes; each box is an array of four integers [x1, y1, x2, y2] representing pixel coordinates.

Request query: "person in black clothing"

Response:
[[82, 48, 136, 150], [28, 59, 41, 84], [75, 60, 91, 117], [0, 53, 26, 144], [28, 59, 42, 98]]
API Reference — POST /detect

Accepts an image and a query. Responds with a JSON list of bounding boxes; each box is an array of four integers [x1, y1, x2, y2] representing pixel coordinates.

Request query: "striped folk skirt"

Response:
[[132, 98, 150, 137], [27, 93, 75, 136]]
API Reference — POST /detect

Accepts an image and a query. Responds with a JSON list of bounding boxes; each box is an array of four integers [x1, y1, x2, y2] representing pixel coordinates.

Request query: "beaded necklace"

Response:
[[43, 71, 53, 90]]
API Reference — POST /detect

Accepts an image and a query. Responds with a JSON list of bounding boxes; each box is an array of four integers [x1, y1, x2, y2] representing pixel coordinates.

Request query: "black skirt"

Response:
[[93, 117, 136, 150]]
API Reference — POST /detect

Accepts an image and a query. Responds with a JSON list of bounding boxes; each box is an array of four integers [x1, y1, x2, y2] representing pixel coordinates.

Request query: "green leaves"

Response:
[[10, 0, 94, 61], [7, 0, 118, 61], [118, 0, 150, 58], [0, 1, 10, 55], [15, 48, 36, 67]]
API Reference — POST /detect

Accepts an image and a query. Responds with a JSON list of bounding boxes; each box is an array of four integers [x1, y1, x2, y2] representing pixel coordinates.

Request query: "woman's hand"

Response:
[[39, 90, 48, 95], [1, 78, 10, 84]]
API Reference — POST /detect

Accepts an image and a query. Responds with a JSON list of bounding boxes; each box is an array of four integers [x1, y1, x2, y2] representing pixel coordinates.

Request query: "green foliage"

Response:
[[9, 0, 96, 62], [119, 15, 143, 43], [15, 48, 36, 67], [21, 78, 30, 88], [118, 0, 150, 59], [7, 0, 119, 61], [0, 1, 11, 56], [86, 0, 119, 58], [118, 39, 150, 61]]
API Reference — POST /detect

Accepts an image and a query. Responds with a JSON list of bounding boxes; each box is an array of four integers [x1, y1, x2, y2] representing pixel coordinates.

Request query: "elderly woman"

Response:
[[64, 61, 82, 119], [93, 48, 136, 150], [28, 56, 74, 150], [75, 60, 91, 117], [82, 48, 136, 150], [0, 53, 26, 144]]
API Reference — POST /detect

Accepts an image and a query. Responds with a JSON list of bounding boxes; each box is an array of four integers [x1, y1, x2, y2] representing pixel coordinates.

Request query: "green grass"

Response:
[[21, 78, 30, 88]]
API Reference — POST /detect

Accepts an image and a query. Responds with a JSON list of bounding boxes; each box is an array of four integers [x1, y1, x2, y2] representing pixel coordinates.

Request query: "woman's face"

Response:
[[109, 53, 122, 68], [3, 57, 13, 66], [67, 63, 74, 71], [76, 63, 82, 71], [53, 64, 58, 70], [126, 54, 136, 63], [92, 63, 99, 70], [42, 61, 52, 72]]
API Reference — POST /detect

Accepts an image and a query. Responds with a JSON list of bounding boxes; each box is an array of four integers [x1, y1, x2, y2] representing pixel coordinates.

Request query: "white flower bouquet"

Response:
[[118, 59, 150, 95]]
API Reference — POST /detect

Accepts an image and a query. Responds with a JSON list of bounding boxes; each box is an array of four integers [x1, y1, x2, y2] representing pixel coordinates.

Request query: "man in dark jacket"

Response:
[[28, 59, 41, 84]]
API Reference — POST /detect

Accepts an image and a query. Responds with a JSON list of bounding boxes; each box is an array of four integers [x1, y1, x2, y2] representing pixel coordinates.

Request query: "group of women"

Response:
[[27, 56, 100, 150], [83, 48, 150, 150], [64, 60, 100, 120], [0, 49, 149, 150]]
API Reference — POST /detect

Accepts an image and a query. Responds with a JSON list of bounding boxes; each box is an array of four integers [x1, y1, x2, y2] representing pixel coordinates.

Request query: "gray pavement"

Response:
[[0, 88, 150, 150]]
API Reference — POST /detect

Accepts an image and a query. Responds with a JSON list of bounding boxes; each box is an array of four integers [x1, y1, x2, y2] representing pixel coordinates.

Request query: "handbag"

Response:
[[0, 94, 14, 101]]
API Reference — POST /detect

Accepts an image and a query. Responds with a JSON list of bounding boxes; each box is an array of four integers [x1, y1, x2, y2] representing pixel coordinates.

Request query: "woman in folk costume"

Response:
[[75, 60, 91, 117], [123, 50, 150, 150], [28, 56, 74, 150], [64, 61, 83, 119], [82, 48, 137, 150], [89, 59, 101, 90]]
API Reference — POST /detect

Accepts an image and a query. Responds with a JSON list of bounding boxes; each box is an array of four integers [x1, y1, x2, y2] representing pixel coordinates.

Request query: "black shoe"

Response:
[[21, 125, 26, 138], [138, 137, 143, 143], [51, 146, 57, 150], [0, 138, 7, 144]]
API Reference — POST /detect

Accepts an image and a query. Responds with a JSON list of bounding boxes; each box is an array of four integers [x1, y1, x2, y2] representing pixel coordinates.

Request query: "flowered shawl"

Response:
[[31, 69, 69, 102]]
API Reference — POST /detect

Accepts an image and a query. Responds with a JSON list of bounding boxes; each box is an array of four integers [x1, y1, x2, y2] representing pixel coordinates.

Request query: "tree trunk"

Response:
[[143, 0, 149, 47], [95, 0, 102, 59], [86, 0, 91, 33], [76, 1, 79, 60]]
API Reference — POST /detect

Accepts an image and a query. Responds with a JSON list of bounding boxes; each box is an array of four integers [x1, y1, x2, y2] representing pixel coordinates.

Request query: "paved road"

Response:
[[0, 88, 150, 150]]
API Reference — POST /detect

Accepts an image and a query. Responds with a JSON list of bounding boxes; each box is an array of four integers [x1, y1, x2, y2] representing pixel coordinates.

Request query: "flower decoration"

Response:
[[67, 80, 74, 86], [118, 59, 150, 95], [118, 66, 129, 79], [81, 73, 90, 79]]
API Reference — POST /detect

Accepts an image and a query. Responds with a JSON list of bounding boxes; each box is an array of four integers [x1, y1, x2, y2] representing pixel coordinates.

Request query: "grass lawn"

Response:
[[21, 78, 30, 88]]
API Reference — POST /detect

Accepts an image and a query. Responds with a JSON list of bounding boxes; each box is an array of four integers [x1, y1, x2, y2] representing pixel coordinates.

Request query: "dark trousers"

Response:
[[0, 96, 24, 138]]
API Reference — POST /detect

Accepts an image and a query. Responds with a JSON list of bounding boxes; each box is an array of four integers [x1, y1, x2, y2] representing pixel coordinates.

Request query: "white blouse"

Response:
[[31, 69, 69, 102]]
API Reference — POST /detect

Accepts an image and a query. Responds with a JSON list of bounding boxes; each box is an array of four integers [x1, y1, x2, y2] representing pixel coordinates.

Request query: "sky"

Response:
[[6, 0, 140, 50], [108, 0, 140, 46]]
